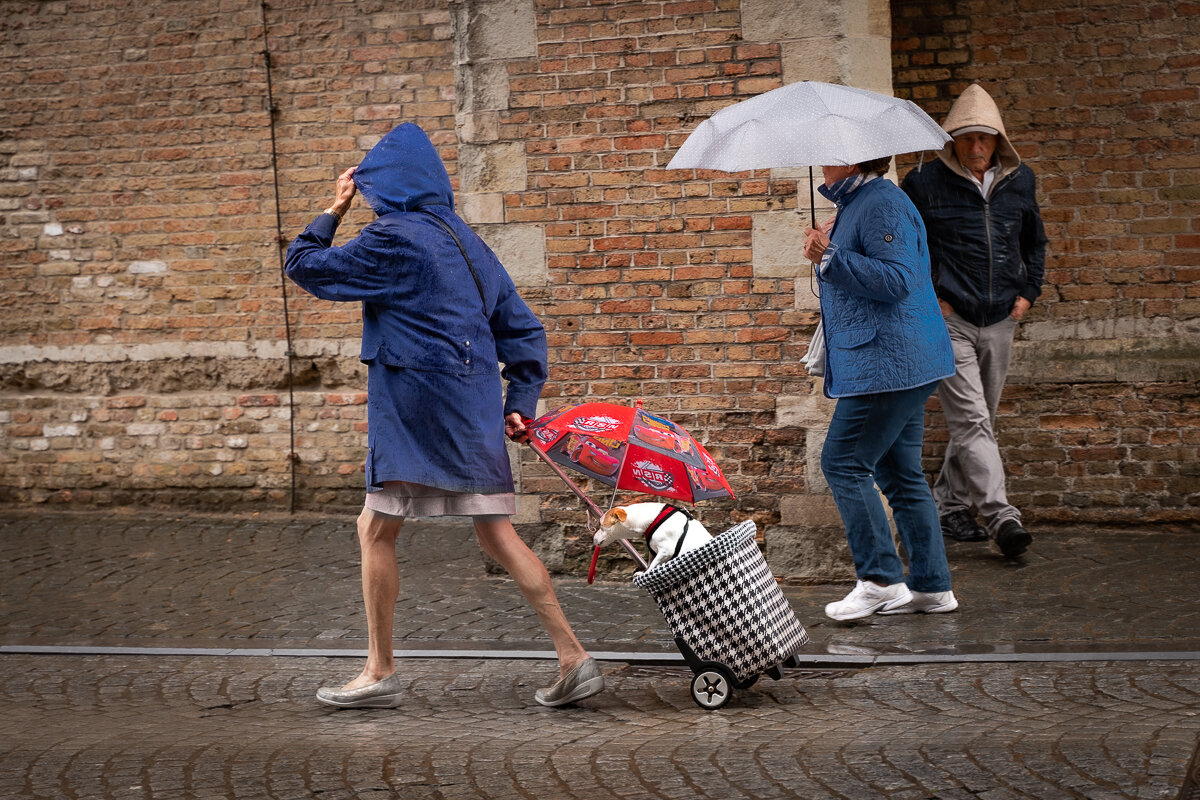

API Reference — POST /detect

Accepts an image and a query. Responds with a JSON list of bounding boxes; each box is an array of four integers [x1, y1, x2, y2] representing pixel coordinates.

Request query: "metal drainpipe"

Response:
[[258, 0, 298, 514]]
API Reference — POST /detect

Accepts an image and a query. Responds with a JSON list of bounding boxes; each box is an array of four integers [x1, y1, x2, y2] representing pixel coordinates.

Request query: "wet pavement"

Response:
[[1, 508, 1198, 799]]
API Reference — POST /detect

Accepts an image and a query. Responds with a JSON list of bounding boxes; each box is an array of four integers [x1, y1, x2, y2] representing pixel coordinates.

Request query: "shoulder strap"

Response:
[[417, 208, 486, 307]]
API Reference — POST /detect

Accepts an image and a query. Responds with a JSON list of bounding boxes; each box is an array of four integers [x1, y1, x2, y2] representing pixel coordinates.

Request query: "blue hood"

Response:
[[352, 123, 454, 216]]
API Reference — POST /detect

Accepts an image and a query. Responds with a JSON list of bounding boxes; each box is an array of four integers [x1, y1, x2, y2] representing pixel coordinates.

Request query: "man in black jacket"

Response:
[[902, 84, 1048, 559]]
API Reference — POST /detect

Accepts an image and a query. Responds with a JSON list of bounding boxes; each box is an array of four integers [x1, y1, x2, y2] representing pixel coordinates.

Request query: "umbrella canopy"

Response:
[[666, 81, 951, 173], [525, 400, 734, 505]]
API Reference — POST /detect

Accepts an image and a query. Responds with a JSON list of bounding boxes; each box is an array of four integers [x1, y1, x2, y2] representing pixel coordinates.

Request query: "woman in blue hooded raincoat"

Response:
[[285, 123, 604, 709]]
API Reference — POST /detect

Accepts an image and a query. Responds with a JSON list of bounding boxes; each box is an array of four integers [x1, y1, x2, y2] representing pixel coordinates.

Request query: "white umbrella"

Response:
[[666, 81, 951, 223]]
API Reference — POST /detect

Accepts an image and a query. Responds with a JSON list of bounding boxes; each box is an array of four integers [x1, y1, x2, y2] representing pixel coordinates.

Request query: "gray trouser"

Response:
[[933, 312, 1021, 535]]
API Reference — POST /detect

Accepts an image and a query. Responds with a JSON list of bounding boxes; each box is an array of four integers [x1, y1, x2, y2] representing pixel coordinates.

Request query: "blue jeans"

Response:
[[821, 382, 952, 593]]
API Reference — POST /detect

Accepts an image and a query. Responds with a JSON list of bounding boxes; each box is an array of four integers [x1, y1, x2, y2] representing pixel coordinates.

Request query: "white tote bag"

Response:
[[802, 320, 825, 376]]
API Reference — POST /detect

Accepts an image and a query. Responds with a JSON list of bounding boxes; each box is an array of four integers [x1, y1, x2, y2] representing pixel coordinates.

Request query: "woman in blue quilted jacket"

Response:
[[802, 157, 958, 622], [286, 124, 603, 709]]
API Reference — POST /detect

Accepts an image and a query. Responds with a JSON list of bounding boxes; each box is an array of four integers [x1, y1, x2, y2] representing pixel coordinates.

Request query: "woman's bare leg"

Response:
[[340, 507, 404, 691], [473, 514, 589, 678]]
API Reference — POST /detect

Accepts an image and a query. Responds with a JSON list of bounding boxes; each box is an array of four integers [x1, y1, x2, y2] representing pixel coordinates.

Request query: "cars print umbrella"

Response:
[[525, 399, 734, 504], [516, 399, 734, 575]]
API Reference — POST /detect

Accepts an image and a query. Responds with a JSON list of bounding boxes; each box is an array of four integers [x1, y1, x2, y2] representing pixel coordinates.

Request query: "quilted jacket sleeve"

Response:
[[820, 200, 924, 305]]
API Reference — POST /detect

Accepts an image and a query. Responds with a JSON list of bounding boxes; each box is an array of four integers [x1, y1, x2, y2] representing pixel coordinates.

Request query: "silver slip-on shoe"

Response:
[[316, 673, 404, 709], [534, 657, 605, 708]]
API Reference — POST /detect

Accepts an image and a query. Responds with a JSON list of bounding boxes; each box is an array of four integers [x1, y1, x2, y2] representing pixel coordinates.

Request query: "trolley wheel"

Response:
[[691, 669, 733, 710]]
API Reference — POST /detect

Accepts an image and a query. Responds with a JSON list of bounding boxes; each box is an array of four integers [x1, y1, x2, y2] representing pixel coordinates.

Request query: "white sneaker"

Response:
[[824, 580, 913, 621], [878, 590, 959, 615]]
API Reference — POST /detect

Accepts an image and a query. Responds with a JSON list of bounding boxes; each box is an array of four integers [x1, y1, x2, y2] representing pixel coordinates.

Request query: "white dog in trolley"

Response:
[[593, 502, 713, 571]]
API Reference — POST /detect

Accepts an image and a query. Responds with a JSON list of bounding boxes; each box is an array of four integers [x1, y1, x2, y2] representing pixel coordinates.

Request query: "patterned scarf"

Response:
[[816, 172, 878, 208]]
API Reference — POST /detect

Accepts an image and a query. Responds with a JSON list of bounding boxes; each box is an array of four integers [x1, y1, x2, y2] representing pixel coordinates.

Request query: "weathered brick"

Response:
[[0, 0, 1194, 527]]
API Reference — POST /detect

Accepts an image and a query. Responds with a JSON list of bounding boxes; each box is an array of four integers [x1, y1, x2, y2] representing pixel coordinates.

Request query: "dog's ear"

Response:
[[601, 508, 627, 528]]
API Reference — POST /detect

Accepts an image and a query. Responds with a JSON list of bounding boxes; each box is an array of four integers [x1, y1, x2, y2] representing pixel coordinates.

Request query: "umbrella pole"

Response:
[[525, 443, 649, 571], [615, 538, 648, 571], [809, 166, 816, 228]]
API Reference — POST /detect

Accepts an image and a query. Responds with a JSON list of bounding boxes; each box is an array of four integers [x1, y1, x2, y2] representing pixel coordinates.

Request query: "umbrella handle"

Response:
[[587, 545, 601, 584], [523, 440, 650, 572], [506, 416, 534, 444]]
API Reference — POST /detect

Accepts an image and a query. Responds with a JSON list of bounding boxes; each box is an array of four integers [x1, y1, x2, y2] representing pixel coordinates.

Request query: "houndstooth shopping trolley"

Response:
[[633, 520, 809, 710], [514, 402, 809, 709]]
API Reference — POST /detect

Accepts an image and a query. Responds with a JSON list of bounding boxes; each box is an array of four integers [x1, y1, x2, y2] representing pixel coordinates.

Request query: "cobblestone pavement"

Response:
[[3, 510, 1198, 656], [2, 509, 1199, 799], [2, 656, 1197, 800]]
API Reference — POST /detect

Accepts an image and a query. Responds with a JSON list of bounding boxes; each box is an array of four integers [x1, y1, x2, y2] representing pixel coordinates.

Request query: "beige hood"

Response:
[[937, 83, 1021, 181]]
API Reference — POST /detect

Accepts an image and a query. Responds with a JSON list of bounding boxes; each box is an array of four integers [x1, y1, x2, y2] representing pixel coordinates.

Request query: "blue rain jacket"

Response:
[[285, 123, 547, 494], [816, 177, 954, 399]]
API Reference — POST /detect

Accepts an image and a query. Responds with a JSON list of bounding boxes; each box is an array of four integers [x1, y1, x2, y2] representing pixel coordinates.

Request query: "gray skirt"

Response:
[[364, 480, 516, 518]]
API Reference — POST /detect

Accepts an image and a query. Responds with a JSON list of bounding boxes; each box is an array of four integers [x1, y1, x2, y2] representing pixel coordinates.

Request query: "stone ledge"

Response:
[[451, 0, 537, 64], [474, 222, 547, 286], [763, 523, 855, 583], [775, 390, 836, 429], [780, 492, 841, 527], [751, 211, 810, 278], [1010, 336, 1200, 383], [0, 356, 365, 395], [458, 141, 527, 194], [0, 338, 359, 366]]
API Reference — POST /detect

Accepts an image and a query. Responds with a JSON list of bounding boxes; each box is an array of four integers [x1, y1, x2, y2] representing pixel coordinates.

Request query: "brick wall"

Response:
[[0, 0, 455, 508], [501, 1, 805, 535], [893, 0, 1200, 523], [1, 0, 1197, 535]]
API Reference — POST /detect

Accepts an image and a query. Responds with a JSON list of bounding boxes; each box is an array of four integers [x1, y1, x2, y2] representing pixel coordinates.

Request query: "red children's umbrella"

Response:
[[517, 400, 734, 576], [525, 399, 734, 504]]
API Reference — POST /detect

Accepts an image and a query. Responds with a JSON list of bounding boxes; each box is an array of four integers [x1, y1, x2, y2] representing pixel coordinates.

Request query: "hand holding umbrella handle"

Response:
[[803, 225, 830, 265], [505, 414, 533, 442]]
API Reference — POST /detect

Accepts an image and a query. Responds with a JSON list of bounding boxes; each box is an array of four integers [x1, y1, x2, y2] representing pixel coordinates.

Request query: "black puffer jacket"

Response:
[[902, 159, 1047, 328]]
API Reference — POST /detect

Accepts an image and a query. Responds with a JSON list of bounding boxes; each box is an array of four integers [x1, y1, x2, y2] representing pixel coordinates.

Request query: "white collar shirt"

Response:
[[966, 164, 1002, 199]]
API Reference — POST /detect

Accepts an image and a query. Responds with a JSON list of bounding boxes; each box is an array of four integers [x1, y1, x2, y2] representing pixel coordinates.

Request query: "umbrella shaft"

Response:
[[809, 166, 816, 228], [526, 443, 650, 571], [616, 537, 647, 569], [528, 444, 603, 518]]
